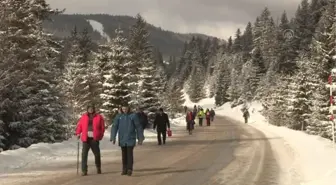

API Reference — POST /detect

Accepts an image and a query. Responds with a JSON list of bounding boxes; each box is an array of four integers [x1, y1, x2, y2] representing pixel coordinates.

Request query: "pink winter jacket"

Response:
[[75, 113, 105, 142]]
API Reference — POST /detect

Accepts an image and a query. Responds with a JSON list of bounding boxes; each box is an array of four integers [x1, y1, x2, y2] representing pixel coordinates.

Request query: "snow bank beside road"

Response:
[[0, 128, 162, 174], [216, 102, 336, 185]]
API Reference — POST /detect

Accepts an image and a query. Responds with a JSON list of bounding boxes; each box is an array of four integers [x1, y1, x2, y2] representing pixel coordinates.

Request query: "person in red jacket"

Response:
[[205, 108, 211, 126], [186, 110, 194, 135], [75, 104, 105, 176]]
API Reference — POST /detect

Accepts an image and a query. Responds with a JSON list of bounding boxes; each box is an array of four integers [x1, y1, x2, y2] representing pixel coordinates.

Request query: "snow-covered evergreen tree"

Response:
[[128, 14, 154, 106], [214, 61, 230, 106], [307, 0, 335, 139], [139, 55, 161, 110], [286, 55, 312, 130], [187, 42, 206, 102], [227, 68, 240, 106], [0, 0, 67, 149], [63, 28, 93, 118], [165, 80, 185, 113], [100, 28, 132, 120]]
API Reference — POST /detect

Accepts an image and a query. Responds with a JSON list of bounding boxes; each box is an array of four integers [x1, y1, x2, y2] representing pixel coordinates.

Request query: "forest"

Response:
[[0, 0, 335, 151]]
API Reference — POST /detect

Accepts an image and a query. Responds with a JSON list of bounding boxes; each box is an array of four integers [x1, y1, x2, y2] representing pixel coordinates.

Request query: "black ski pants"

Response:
[[199, 118, 203, 126], [81, 138, 101, 172], [121, 146, 134, 172], [157, 130, 166, 145]]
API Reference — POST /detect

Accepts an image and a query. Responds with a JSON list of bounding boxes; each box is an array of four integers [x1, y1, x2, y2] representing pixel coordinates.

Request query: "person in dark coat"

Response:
[[192, 107, 197, 120], [210, 108, 215, 122], [184, 105, 188, 113], [136, 107, 148, 129], [153, 108, 170, 145], [243, 109, 250, 124], [75, 104, 105, 176], [110, 105, 145, 176]]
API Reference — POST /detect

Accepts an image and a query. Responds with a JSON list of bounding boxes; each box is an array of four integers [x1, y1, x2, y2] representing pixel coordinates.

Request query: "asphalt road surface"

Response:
[[4, 116, 281, 185]]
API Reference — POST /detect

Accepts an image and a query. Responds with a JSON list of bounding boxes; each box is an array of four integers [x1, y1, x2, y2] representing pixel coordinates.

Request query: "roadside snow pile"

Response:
[[216, 102, 336, 185], [0, 128, 159, 174]]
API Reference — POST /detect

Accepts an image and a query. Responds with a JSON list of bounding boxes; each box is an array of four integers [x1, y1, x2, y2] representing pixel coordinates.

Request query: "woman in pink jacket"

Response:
[[75, 104, 105, 176]]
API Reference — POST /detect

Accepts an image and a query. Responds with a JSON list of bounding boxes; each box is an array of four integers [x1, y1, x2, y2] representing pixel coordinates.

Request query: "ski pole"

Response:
[[77, 140, 79, 175]]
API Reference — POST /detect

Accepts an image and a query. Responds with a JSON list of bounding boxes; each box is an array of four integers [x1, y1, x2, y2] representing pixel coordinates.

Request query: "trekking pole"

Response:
[[76, 140, 80, 175]]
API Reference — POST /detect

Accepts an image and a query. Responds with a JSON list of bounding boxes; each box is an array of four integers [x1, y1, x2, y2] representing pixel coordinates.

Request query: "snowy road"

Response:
[[2, 116, 298, 185]]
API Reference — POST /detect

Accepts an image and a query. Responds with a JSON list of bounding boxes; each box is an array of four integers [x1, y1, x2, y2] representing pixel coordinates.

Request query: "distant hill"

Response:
[[43, 14, 220, 59]]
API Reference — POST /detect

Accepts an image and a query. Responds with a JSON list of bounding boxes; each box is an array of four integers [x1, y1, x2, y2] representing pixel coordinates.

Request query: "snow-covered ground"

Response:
[[180, 91, 336, 185], [216, 101, 336, 185], [87, 19, 110, 42], [182, 89, 215, 110], [0, 128, 159, 174], [2, 90, 335, 185]]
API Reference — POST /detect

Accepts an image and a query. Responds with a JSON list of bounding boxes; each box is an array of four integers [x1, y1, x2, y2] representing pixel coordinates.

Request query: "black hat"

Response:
[[87, 104, 95, 111], [159, 108, 163, 112]]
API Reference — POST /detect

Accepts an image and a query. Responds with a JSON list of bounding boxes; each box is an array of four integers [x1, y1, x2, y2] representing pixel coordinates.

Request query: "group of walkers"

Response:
[[184, 105, 216, 135], [75, 104, 171, 176], [75, 103, 251, 177]]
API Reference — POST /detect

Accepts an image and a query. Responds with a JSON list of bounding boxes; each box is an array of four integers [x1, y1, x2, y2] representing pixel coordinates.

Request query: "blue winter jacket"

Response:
[[110, 113, 145, 147]]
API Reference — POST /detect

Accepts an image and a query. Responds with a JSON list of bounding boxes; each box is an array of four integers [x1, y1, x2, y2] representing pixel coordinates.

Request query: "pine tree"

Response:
[[239, 62, 254, 103], [233, 28, 242, 53], [293, 0, 313, 53], [307, 0, 335, 139], [214, 62, 230, 106], [100, 28, 132, 121], [227, 68, 240, 106], [226, 36, 233, 53], [63, 28, 93, 118], [139, 56, 161, 110], [241, 22, 253, 60], [187, 41, 206, 102], [156, 67, 168, 106], [286, 55, 312, 130], [0, 0, 67, 149], [276, 11, 297, 74], [247, 47, 266, 97], [166, 81, 185, 113], [128, 14, 154, 106]]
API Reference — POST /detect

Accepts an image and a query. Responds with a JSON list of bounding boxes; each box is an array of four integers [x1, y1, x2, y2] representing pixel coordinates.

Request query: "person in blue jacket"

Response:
[[110, 105, 145, 176]]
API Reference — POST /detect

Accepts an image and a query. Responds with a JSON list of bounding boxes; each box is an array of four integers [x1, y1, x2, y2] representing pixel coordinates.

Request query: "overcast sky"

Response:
[[46, 0, 301, 39]]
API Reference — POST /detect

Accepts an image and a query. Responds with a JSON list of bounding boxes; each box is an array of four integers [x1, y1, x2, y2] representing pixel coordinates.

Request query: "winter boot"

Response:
[[127, 169, 132, 176], [81, 171, 87, 176], [97, 167, 102, 174]]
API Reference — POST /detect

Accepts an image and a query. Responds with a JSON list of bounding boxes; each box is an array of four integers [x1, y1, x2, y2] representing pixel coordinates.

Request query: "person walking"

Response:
[[192, 106, 197, 121], [186, 110, 194, 135], [205, 108, 211, 126], [110, 105, 145, 176], [197, 108, 205, 126], [75, 104, 105, 176], [210, 108, 215, 122], [243, 109, 250, 124], [153, 108, 170, 145], [136, 107, 148, 130]]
